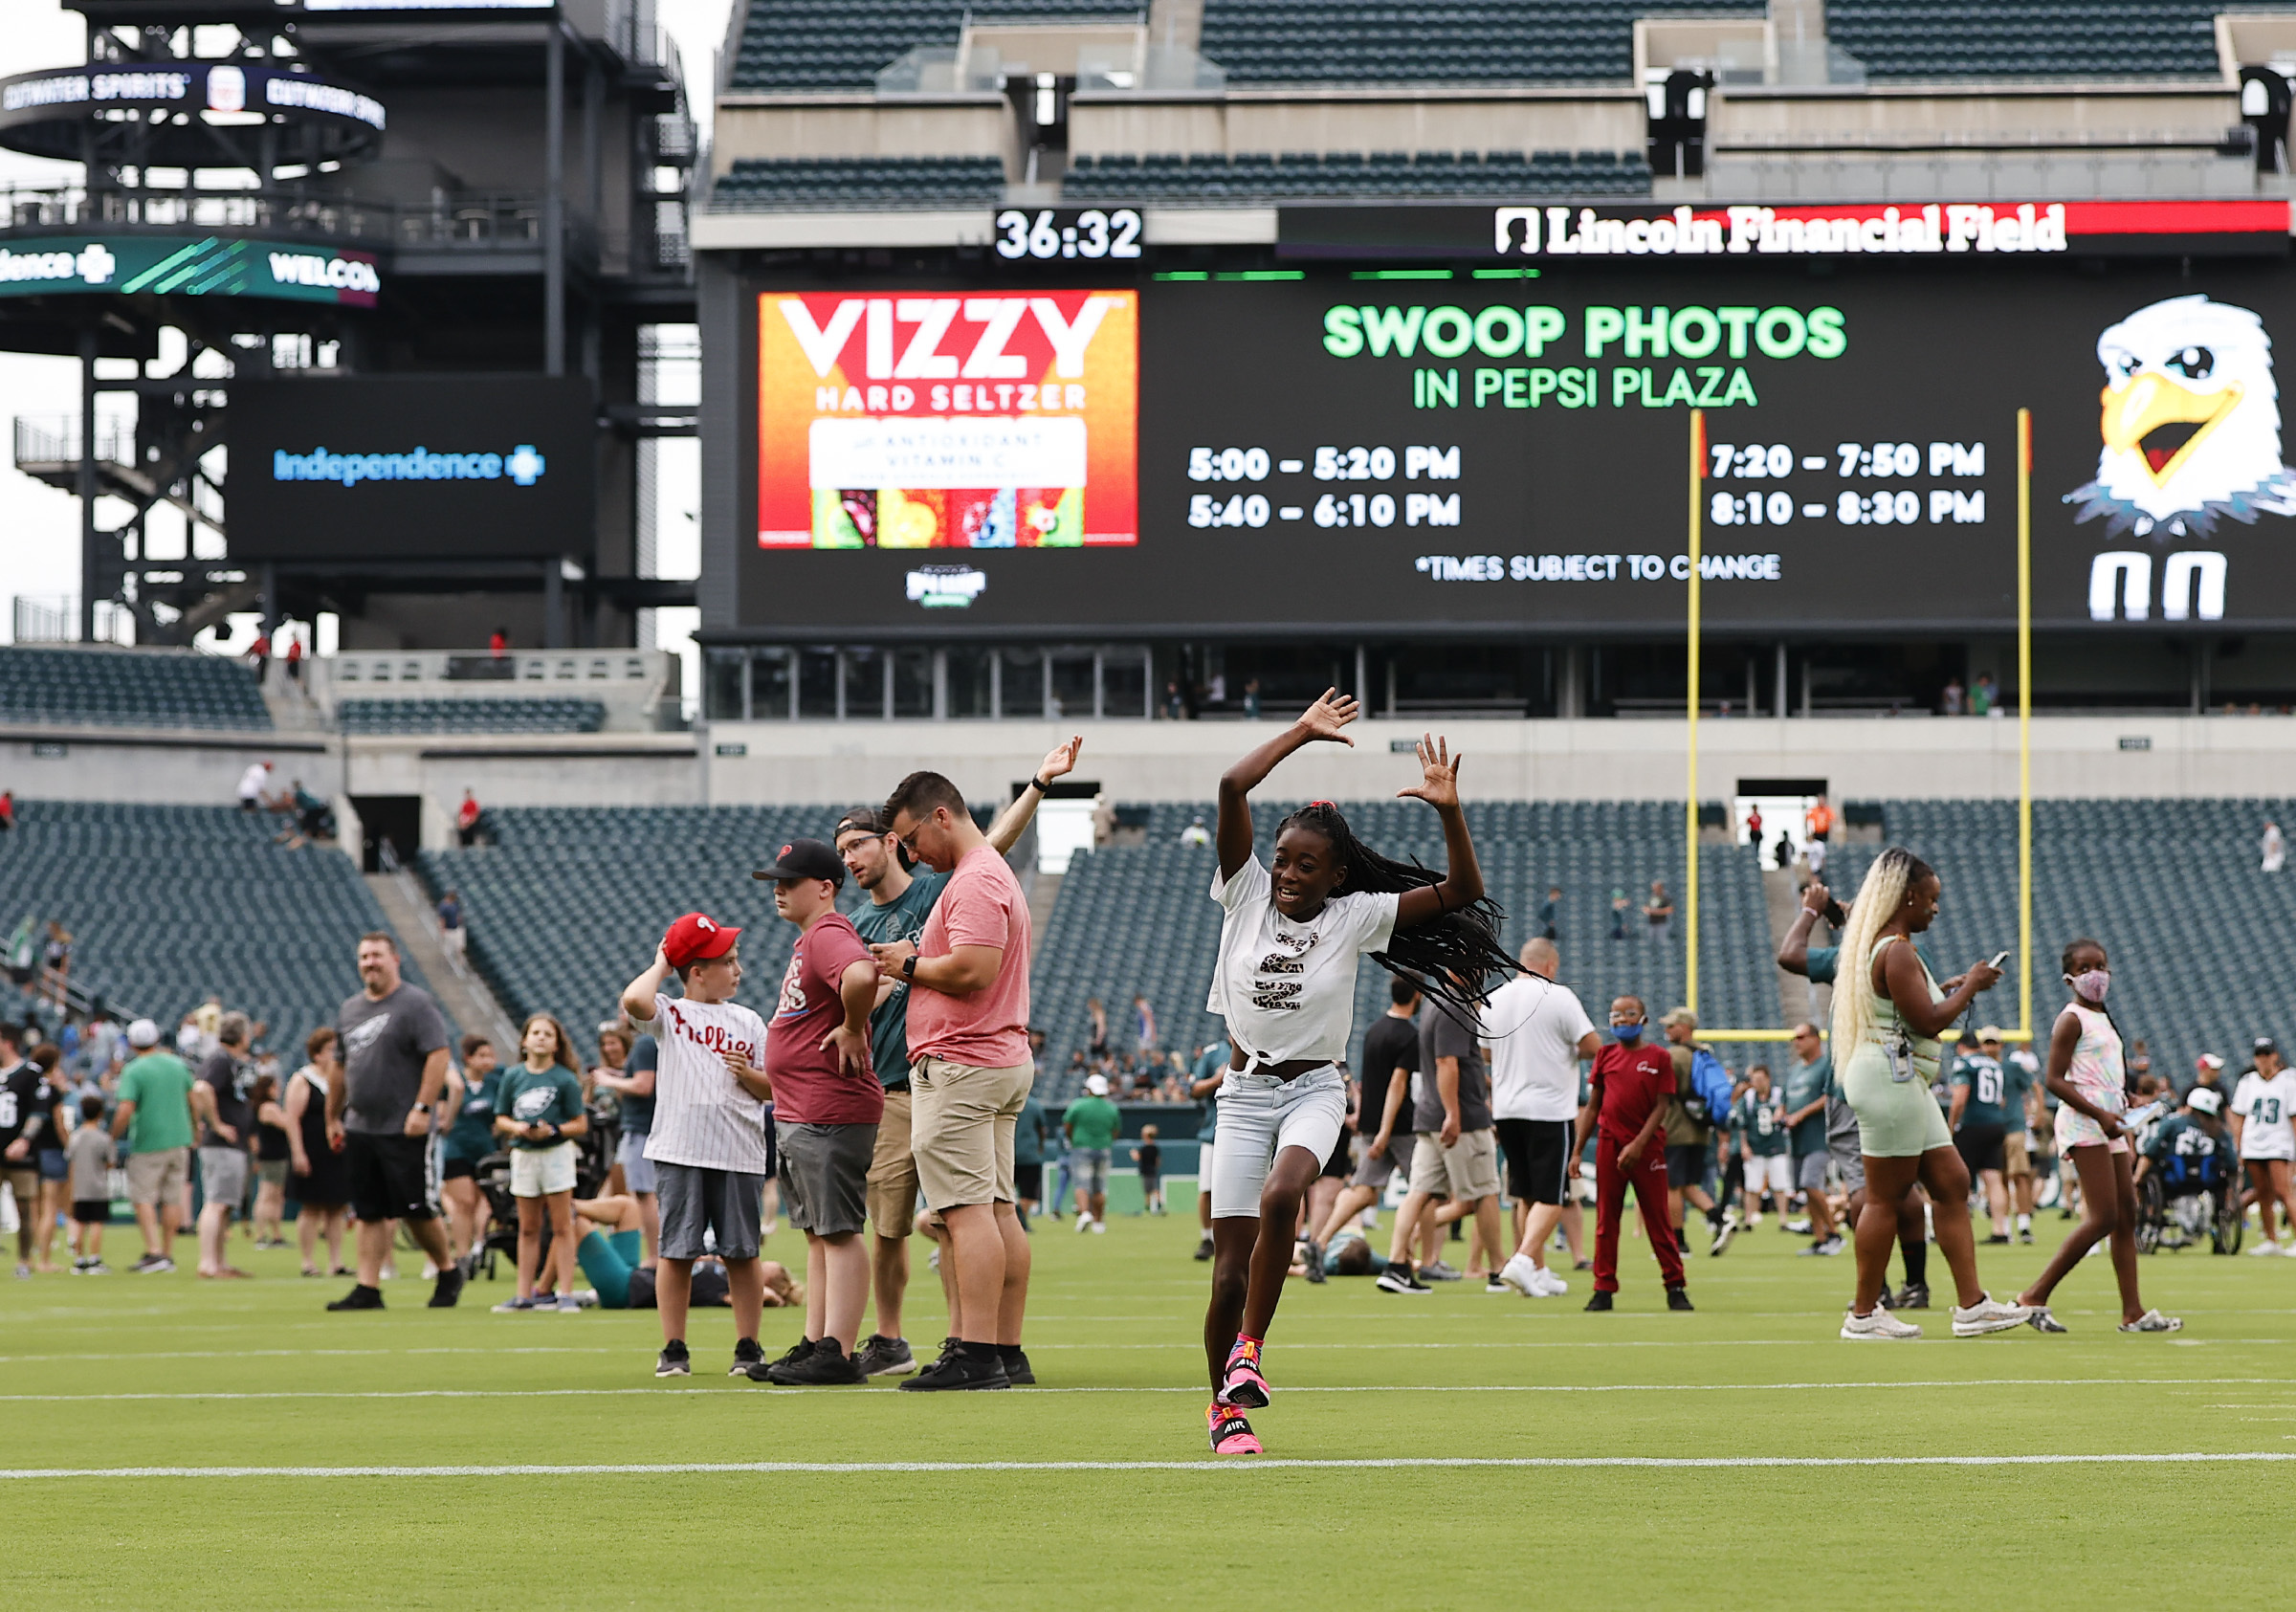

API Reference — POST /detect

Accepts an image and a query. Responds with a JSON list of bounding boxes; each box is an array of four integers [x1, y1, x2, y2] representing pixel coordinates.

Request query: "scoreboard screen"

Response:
[[734, 259, 2296, 635]]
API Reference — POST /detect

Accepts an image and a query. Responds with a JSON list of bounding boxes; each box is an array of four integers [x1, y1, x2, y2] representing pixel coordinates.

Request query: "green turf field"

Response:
[[7, 1203, 2292, 1610]]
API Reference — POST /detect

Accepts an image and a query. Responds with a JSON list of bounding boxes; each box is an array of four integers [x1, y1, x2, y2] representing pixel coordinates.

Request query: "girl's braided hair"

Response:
[[1277, 801, 1517, 1011]]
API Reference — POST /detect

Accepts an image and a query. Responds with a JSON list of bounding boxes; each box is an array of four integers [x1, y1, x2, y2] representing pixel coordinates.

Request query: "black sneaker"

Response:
[[326, 1284, 385, 1312], [1193, 1236, 1214, 1262], [1485, 1274, 1512, 1294], [656, 1339, 692, 1378], [853, 1335, 918, 1378], [897, 1345, 1011, 1391], [759, 1337, 812, 1379], [1892, 1282, 1931, 1311], [428, 1264, 465, 1309], [1302, 1241, 1326, 1284], [1375, 1266, 1432, 1295], [728, 1337, 765, 1378], [999, 1345, 1035, 1385], [129, 1253, 160, 1273], [1667, 1286, 1694, 1312], [1984, 1233, 2010, 1244], [766, 1338, 867, 1385], [1584, 1291, 1614, 1312]]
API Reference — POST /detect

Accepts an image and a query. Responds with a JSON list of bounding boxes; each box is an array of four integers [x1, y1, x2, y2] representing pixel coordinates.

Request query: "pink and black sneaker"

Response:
[[1207, 1400, 1263, 1455], [1217, 1336, 1270, 1409]]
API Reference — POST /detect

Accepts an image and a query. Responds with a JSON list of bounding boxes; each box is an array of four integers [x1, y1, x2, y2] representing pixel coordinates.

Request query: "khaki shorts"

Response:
[[126, 1146, 189, 1206], [911, 1057, 1032, 1210], [1407, 1127, 1503, 1202], [2002, 1130, 2032, 1178], [3, 1165, 39, 1207], [866, 1087, 919, 1237]]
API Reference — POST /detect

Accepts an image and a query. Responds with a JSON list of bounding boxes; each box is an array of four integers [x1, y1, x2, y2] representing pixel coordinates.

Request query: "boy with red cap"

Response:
[[620, 910, 776, 1380], [1578, 994, 1692, 1313], [750, 837, 882, 1385]]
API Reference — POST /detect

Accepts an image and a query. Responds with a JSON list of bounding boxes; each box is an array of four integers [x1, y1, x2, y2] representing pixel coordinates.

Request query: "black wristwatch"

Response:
[[901, 953, 917, 981], [1030, 775, 1053, 793]]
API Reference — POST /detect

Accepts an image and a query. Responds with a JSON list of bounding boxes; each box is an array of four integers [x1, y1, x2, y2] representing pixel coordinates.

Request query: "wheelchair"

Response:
[[2136, 1168, 2241, 1255], [469, 1112, 618, 1282]]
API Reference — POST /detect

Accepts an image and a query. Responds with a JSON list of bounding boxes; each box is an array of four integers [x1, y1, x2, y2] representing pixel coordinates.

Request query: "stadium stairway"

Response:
[[366, 869, 520, 1053]]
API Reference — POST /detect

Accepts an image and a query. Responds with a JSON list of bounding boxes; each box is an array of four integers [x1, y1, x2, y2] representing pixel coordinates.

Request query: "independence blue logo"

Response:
[[272, 444, 547, 488]]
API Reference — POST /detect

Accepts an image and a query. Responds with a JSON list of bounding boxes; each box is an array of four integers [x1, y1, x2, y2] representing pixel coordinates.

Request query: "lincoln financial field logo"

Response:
[[2070, 295, 2296, 624], [271, 444, 548, 488]]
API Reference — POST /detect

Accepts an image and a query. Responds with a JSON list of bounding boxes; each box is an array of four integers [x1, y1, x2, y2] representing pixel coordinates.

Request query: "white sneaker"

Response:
[[1075, 1215, 1094, 1234], [2118, 1308, 2183, 1334], [1951, 1292, 2033, 1336], [1841, 1307, 1922, 1339], [1090, 1220, 1106, 1234], [2247, 1241, 2283, 1257], [1534, 1266, 1569, 1296], [1499, 1252, 1543, 1296], [1709, 1211, 1739, 1257]]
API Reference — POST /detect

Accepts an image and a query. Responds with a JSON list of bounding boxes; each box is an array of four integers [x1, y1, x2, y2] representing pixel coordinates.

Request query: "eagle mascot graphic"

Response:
[[2065, 293, 2296, 541]]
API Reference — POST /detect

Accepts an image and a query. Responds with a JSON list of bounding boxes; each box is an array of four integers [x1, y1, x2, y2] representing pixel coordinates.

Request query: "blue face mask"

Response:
[[1612, 1023, 1644, 1043]]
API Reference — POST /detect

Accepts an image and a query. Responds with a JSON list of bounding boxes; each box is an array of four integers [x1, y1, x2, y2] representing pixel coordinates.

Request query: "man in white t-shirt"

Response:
[[237, 759, 272, 812], [620, 911, 776, 1380], [2233, 1035, 2296, 1254], [1484, 938, 1600, 1297]]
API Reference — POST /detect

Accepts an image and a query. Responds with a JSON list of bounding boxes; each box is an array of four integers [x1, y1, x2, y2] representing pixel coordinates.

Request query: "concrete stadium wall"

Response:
[[700, 713, 2296, 806], [15, 717, 2293, 828]]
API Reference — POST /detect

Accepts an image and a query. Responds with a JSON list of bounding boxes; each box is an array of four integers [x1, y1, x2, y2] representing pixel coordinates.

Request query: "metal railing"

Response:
[[12, 416, 134, 471], [10, 596, 132, 645], [0, 184, 599, 254]]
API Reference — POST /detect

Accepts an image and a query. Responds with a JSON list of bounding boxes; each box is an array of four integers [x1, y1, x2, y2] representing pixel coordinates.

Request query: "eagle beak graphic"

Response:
[[2100, 372, 2243, 486]]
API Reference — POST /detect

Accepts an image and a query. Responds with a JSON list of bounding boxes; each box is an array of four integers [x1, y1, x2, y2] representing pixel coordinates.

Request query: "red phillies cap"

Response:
[[662, 911, 741, 968]]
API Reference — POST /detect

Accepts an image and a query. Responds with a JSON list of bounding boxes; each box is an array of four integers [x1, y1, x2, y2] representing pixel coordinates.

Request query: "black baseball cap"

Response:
[[2257, 1035, 2280, 1056], [752, 838, 846, 886]]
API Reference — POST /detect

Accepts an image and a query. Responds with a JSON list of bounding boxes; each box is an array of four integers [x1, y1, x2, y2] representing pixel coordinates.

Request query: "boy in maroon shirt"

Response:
[[752, 838, 883, 1384], [1576, 995, 1691, 1312]]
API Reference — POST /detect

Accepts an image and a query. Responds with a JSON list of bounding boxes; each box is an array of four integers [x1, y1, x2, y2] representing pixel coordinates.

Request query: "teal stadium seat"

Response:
[[0, 802, 431, 1056], [0, 645, 270, 732]]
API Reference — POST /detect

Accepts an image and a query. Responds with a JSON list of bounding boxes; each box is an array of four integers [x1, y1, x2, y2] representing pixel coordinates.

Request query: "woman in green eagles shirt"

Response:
[[441, 1034, 500, 1278], [491, 1016, 588, 1314]]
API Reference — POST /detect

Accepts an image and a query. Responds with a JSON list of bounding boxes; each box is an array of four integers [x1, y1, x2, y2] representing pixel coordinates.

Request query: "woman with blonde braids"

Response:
[[1831, 849, 2031, 1340]]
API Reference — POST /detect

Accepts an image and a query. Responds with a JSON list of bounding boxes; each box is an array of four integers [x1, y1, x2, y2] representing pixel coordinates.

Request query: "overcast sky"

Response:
[[0, 0, 729, 663]]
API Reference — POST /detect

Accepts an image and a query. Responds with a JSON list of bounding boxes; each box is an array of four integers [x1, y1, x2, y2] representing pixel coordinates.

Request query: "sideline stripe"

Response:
[[5, 1452, 2293, 1480], [0, 1377, 2281, 1405]]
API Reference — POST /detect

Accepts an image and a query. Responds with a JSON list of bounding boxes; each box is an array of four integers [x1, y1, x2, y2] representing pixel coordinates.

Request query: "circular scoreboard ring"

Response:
[[0, 63, 386, 167]]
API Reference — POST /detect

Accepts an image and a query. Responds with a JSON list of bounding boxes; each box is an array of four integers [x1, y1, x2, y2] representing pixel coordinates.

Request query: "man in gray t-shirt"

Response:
[[325, 932, 461, 1314], [1380, 994, 1506, 1288]]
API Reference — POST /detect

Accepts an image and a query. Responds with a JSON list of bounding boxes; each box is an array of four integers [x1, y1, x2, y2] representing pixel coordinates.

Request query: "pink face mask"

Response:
[[2066, 968, 2110, 1004]]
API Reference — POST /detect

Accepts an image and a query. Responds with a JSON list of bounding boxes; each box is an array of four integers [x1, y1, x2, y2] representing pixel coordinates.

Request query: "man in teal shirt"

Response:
[[1012, 1093, 1049, 1224], [110, 1019, 197, 1272], [830, 738, 1075, 1375], [1063, 1074, 1122, 1230]]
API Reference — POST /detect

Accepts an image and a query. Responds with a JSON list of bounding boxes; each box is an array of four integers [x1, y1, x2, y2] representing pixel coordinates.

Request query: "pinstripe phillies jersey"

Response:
[[635, 993, 771, 1173]]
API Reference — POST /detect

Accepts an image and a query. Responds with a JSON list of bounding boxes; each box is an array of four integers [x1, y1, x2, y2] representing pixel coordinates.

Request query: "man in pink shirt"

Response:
[[871, 769, 1037, 1391]]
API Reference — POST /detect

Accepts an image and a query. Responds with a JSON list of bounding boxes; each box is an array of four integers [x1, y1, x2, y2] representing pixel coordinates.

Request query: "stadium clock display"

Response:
[[737, 260, 2296, 636]]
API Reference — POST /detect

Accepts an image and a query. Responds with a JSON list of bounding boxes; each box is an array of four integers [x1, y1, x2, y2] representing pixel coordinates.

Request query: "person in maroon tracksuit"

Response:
[[1578, 996, 1692, 1312]]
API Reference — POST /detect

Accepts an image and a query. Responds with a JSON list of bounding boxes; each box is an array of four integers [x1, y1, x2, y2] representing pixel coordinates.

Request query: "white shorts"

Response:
[[1742, 1154, 1792, 1195], [510, 1140, 577, 1198], [1208, 1065, 1347, 1219]]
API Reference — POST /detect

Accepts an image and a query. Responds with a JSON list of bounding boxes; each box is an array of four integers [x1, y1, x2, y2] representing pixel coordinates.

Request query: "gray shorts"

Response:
[[617, 1129, 657, 1195], [1071, 1146, 1110, 1197], [1349, 1132, 1416, 1190], [198, 1147, 249, 1214], [656, 1160, 766, 1261], [777, 1121, 875, 1239], [1795, 1149, 1831, 1194]]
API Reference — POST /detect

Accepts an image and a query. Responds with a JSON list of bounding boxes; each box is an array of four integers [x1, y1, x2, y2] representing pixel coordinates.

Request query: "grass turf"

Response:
[[7, 1203, 2292, 1609]]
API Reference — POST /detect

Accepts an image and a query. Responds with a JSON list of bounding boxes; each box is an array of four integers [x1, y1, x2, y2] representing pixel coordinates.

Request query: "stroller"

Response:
[[470, 1099, 619, 1282]]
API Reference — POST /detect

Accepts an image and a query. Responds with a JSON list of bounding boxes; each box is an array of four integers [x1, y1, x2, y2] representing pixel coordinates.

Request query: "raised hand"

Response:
[[1038, 735, 1085, 782], [1294, 688, 1358, 745], [1397, 734, 1463, 809]]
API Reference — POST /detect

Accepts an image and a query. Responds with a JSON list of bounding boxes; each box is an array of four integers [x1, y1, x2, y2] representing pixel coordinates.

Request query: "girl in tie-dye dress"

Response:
[[2014, 938, 2181, 1335]]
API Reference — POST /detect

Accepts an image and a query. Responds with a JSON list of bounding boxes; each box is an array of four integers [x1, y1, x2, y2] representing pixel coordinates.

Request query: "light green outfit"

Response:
[[1838, 934, 1954, 1159]]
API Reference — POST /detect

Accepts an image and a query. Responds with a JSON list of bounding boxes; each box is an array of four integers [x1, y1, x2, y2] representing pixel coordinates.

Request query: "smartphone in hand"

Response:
[[1987, 950, 2010, 970]]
